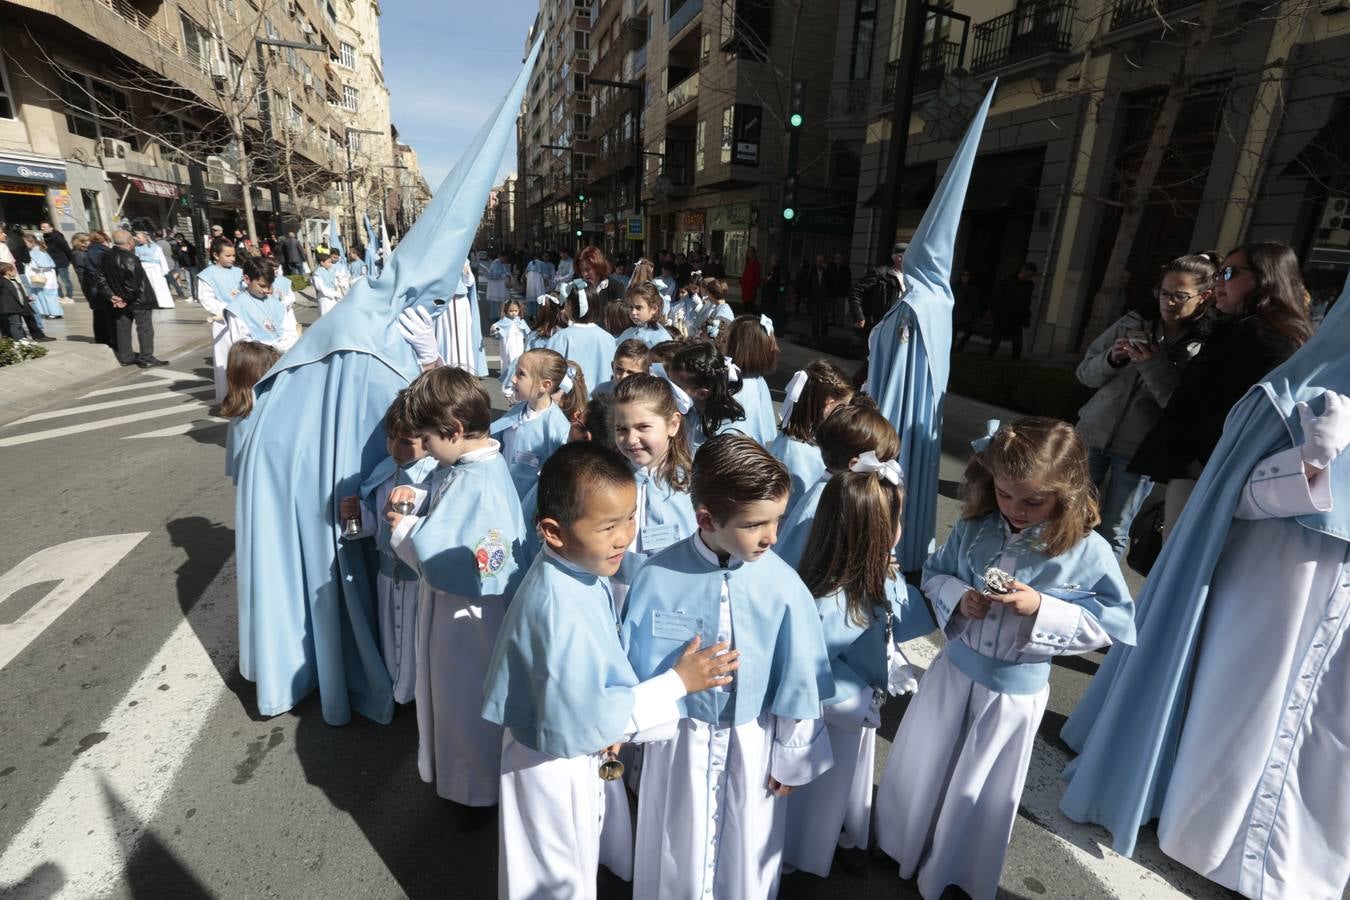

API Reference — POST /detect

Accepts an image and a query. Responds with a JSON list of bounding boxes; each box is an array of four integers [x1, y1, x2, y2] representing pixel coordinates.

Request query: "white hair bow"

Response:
[[650, 363, 692, 414], [562, 278, 589, 317], [538, 293, 563, 307], [559, 365, 577, 395], [851, 451, 904, 486], [651, 277, 668, 292], [778, 369, 809, 424], [971, 419, 1001, 454], [759, 314, 775, 335], [723, 357, 741, 383]]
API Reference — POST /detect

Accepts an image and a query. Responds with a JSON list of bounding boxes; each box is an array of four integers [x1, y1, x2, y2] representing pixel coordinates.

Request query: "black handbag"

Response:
[[1126, 495, 1166, 575]]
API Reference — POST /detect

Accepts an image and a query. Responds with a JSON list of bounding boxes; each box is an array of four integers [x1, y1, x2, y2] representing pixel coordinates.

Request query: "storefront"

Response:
[[709, 201, 754, 278], [108, 172, 182, 234], [0, 155, 66, 230]]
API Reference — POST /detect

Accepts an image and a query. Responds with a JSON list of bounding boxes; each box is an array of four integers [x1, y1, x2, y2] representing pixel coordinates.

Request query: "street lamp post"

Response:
[[255, 37, 327, 237]]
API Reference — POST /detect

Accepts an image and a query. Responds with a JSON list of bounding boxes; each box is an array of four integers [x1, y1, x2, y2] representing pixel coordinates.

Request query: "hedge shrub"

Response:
[[0, 339, 49, 367], [288, 274, 310, 293]]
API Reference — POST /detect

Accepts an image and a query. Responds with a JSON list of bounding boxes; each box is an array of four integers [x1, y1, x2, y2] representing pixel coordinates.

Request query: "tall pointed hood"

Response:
[[261, 37, 542, 382], [363, 212, 379, 277], [327, 212, 344, 256]]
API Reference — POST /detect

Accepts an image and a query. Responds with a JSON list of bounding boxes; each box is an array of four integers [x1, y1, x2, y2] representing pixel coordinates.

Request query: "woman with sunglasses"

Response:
[[1128, 242, 1313, 540], [1074, 253, 1219, 559]]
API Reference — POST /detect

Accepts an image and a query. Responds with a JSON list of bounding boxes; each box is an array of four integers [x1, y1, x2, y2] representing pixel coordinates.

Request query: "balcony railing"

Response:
[[94, 0, 181, 53], [1110, 0, 1197, 30], [882, 40, 965, 102], [667, 70, 699, 114], [971, 0, 1074, 74], [669, 0, 703, 39]]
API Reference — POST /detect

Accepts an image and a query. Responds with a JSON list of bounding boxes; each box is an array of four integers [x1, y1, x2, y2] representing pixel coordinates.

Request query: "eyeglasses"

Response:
[[1220, 265, 1251, 282], [1153, 287, 1197, 302]]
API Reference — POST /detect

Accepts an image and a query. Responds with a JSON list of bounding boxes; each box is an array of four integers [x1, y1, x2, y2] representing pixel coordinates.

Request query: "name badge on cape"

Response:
[[652, 610, 702, 641], [641, 522, 678, 554]]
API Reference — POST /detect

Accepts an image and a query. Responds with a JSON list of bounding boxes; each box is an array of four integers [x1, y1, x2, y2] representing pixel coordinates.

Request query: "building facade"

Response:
[[0, 0, 403, 251]]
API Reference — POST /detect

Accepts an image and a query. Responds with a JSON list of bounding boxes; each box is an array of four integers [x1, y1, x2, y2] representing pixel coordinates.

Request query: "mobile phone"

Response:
[[1125, 329, 1151, 347]]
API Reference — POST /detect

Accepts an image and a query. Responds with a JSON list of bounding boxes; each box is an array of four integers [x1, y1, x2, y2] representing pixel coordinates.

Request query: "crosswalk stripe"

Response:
[[12, 388, 214, 425], [122, 417, 229, 439], [137, 367, 204, 383], [0, 402, 208, 448], [82, 377, 210, 399]]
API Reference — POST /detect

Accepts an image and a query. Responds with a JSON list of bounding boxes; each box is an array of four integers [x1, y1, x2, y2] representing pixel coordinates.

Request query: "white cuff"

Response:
[[769, 716, 833, 787], [1017, 593, 1111, 656], [1237, 447, 1333, 520], [925, 574, 973, 628], [623, 670, 686, 740], [389, 514, 421, 568]]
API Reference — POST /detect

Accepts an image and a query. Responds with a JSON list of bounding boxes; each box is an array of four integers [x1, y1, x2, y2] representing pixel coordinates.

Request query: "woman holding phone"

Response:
[[1074, 252, 1219, 557]]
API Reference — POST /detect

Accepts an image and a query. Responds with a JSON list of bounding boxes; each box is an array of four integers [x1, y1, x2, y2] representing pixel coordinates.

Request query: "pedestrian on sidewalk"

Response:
[[739, 246, 761, 312], [82, 230, 117, 348], [4, 222, 28, 268], [22, 233, 63, 319], [952, 269, 983, 350], [279, 231, 305, 277], [156, 230, 187, 300], [807, 254, 832, 343], [829, 252, 852, 326], [986, 261, 1037, 359], [38, 222, 74, 300], [848, 243, 906, 339], [97, 228, 169, 368], [174, 232, 200, 300], [0, 261, 50, 341]]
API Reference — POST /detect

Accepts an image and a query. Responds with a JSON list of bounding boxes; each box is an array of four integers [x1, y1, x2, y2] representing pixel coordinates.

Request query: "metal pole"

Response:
[[875, 0, 929, 265], [254, 40, 283, 237]]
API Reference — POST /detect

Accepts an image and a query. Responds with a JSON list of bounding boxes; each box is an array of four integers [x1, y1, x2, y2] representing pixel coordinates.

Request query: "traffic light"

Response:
[[575, 224, 583, 238], [178, 193, 193, 211], [577, 191, 587, 204], [789, 79, 806, 129], [782, 174, 797, 221]]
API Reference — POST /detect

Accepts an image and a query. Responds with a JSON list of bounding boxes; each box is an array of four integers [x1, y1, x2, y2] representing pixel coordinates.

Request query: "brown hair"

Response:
[[403, 366, 492, 439], [799, 470, 906, 627], [240, 255, 277, 284], [614, 373, 692, 491], [649, 339, 684, 366], [533, 294, 569, 338], [383, 390, 415, 437], [626, 282, 665, 330], [1227, 242, 1313, 348], [1163, 251, 1221, 290], [702, 276, 729, 302], [815, 395, 899, 471], [220, 341, 280, 419], [557, 357, 590, 424], [614, 338, 651, 371], [0, 262, 15, 278], [782, 360, 855, 442], [630, 257, 655, 285], [961, 417, 1099, 557], [603, 299, 631, 335], [502, 298, 525, 318], [691, 433, 789, 524], [721, 314, 780, 377], [576, 244, 612, 281], [671, 340, 745, 436], [522, 348, 568, 391]]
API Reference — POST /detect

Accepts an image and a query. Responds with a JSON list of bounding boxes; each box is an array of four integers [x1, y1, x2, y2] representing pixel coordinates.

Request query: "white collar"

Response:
[[693, 531, 744, 570], [542, 544, 601, 580], [456, 441, 500, 464]]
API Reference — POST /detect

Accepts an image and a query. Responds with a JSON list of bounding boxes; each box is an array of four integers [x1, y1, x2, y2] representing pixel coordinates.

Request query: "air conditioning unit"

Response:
[[301, 21, 315, 35], [206, 155, 228, 181], [1319, 196, 1350, 231], [304, 72, 315, 88], [210, 56, 230, 81], [99, 137, 131, 160], [201, 187, 222, 203]]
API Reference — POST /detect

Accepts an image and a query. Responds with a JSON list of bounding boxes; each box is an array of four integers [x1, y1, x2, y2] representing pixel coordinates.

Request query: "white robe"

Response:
[[436, 294, 477, 374], [498, 668, 686, 900], [314, 268, 343, 316], [875, 539, 1112, 900], [198, 278, 235, 404], [1158, 446, 1350, 900], [391, 448, 506, 806], [141, 245, 175, 309]]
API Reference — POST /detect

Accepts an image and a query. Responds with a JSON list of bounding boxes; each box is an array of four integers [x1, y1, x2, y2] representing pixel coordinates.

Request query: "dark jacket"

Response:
[[42, 229, 73, 267], [174, 239, 199, 269], [98, 246, 156, 309], [1129, 313, 1299, 482], [84, 243, 110, 303], [6, 231, 29, 267], [280, 235, 304, 263], [848, 266, 902, 325], [992, 274, 1034, 331], [808, 266, 832, 306], [828, 263, 852, 298], [0, 276, 29, 316]]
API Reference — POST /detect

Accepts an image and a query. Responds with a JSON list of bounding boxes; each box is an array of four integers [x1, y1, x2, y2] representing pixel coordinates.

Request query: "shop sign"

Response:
[[0, 161, 66, 183], [130, 177, 180, 198], [0, 183, 46, 197], [626, 217, 644, 240], [732, 104, 761, 167], [709, 202, 753, 231], [681, 210, 706, 232]]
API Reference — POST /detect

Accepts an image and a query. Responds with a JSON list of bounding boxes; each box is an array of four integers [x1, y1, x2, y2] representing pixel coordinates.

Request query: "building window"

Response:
[[850, 0, 876, 81], [59, 71, 139, 150], [342, 84, 359, 112], [340, 42, 356, 69], [720, 106, 734, 164], [218, 0, 236, 20], [181, 13, 214, 73], [0, 48, 13, 119], [695, 119, 706, 171], [347, 130, 361, 152]]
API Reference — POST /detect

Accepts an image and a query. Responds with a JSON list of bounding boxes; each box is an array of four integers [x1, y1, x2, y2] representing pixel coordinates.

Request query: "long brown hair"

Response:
[[961, 417, 1099, 557], [799, 470, 905, 627], [671, 340, 744, 436], [781, 360, 854, 442], [557, 357, 590, 424], [613, 373, 692, 491], [815, 395, 899, 471], [220, 341, 280, 418], [1228, 242, 1313, 348], [533, 294, 569, 338], [721, 314, 779, 377]]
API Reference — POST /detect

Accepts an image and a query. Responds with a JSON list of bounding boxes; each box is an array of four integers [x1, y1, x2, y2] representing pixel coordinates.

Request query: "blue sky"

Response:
[[382, 0, 538, 189]]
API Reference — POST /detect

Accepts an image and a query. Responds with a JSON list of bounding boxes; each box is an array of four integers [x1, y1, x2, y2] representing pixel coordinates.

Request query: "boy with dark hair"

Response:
[[387, 366, 526, 807], [621, 434, 836, 898], [483, 442, 738, 898]]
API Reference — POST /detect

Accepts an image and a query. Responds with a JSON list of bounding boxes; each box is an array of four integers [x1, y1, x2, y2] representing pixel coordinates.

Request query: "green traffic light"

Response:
[[782, 208, 796, 221], [789, 113, 803, 128], [575, 229, 583, 237]]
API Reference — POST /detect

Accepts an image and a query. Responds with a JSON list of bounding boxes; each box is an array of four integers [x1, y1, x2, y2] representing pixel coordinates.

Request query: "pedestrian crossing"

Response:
[[0, 368, 226, 448]]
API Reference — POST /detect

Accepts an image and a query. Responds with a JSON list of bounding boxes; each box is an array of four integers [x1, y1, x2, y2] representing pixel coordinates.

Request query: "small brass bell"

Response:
[[342, 516, 362, 538], [598, 751, 624, 781], [392, 499, 416, 516]]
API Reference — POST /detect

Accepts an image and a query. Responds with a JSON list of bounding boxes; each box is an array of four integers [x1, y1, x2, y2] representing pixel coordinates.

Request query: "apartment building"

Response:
[[829, 0, 1350, 356], [0, 0, 397, 246]]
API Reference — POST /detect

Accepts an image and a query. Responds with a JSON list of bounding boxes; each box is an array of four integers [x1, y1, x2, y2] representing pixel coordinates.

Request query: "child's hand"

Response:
[[671, 635, 740, 694], [339, 496, 361, 521], [959, 589, 991, 620], [993, 581, 1043, 617], [767, 777, 793, 797], [385, 486, 418, 527]]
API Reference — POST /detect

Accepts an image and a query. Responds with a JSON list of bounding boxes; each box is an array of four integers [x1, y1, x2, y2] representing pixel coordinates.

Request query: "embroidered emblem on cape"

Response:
[[476, 529, 507, 577]]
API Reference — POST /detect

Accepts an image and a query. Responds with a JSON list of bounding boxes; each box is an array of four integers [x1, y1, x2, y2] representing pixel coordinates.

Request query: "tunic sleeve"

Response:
[[1234, 446, 1334, 520], [769, 715, 833, 787], [1014, 593, 1112, 658], [622, 669, 686, 743], [921, 518, 975, 635], [198, 279, 226, 316]]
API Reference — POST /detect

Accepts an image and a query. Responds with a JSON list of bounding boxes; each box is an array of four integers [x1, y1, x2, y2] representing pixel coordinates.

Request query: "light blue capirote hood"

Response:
[[1060, 272, 1350, 854]]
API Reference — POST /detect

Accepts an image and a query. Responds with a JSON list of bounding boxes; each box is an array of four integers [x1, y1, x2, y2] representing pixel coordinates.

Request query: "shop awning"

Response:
[[110, 172, 181, 199], [0, 155, 66, 185]]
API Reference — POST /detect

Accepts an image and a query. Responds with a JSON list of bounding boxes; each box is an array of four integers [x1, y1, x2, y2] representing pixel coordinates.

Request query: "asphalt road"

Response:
[[0, 299, 1233, 899]]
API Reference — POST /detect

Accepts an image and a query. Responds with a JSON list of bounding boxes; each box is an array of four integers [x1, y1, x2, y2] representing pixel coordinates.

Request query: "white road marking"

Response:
[[11, 388, 214, 425], [122, 417, 229, 439], [0, 533, 149, 672], [82, 376, 209, 399], [137, 367, 206, 383], [0, 616, 227, 897], [0, 402, 209, 448]]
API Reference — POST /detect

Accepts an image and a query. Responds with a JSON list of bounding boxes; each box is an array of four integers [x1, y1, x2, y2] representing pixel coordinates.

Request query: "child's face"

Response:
[[697, 495, 788, 563], [245, 276, 271, 299], [548, 481, 638, 577], [993, 475, 1058, 532], [505, 305, 522, 319], [419, 430, 462, 466], [511, 361, 548, 402], [320, 257, 333, 268], [628, 297, 655, 325], [614, 400, 679, 470], [612, 356, 645, 383], [388, 433, 426, 466], [216, 246, 237, 267]]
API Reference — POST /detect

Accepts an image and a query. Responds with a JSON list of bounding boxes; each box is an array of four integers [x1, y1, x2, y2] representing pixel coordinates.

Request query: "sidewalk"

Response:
[[0, 297, 214, 428]]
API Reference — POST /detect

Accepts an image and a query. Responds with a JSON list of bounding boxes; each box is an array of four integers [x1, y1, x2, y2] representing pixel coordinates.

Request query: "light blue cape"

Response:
[[231, 39, 540, 725], [866, 83, 995, 570], [1059, 279, 1350, 854]]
